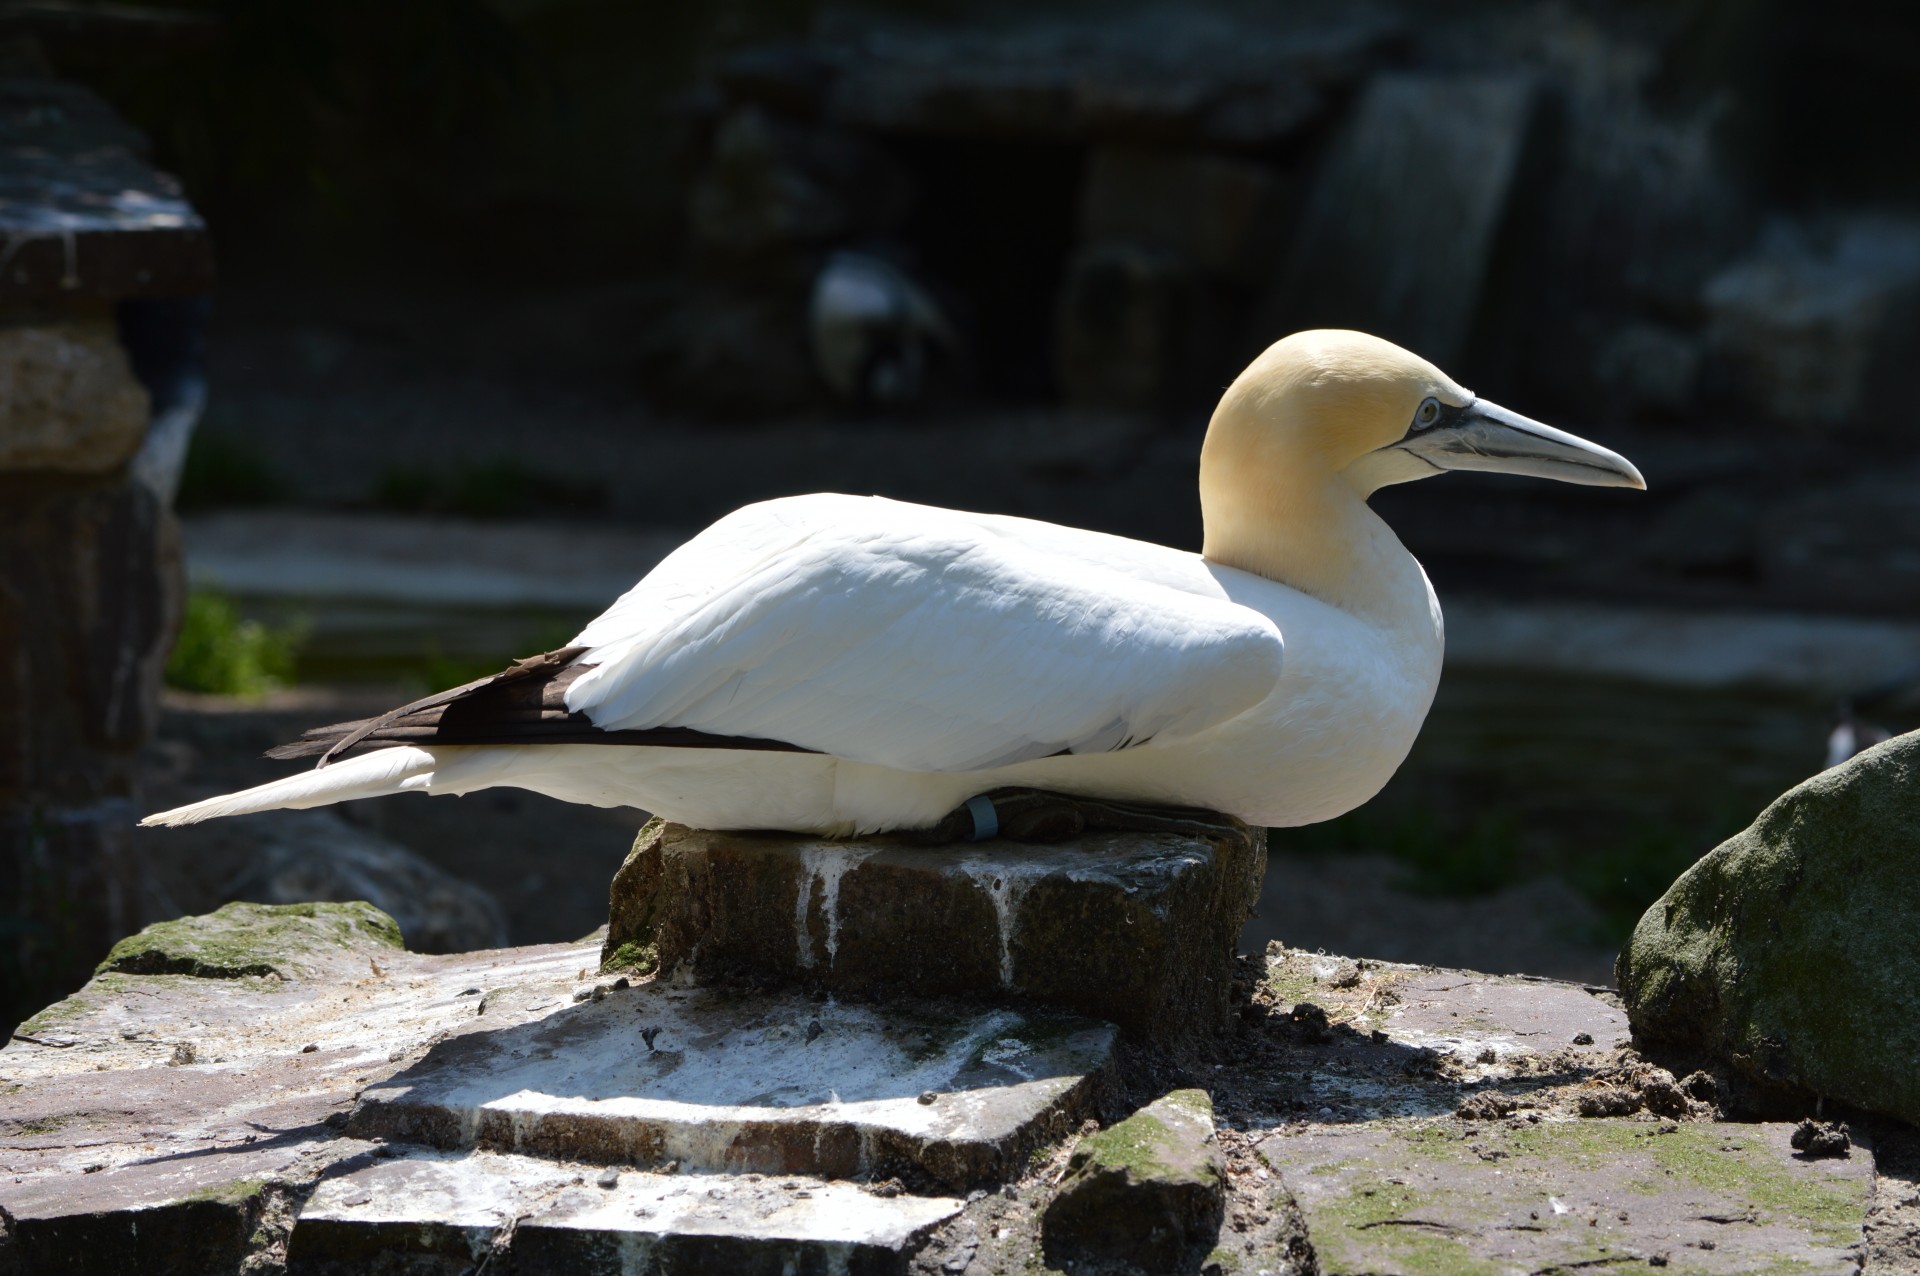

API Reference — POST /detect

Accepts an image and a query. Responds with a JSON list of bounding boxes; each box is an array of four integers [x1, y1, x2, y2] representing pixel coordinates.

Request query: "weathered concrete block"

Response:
[[1265, 1118, 1872, 1275], [1041, 1088, 1225, 1272], [289, 1150, 961, 1276], [603, 819, 1265, 1042], [1619, 729, 1920, 1124], [0, 316, 149, 472], [350, 982, 1114, 1192]]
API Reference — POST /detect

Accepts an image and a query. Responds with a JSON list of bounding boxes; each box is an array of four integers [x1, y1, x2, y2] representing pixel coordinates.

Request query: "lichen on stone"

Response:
[[1618, 730, 1920, 1124], [96, 900, 404, 980], [600, 940, 659, 976]]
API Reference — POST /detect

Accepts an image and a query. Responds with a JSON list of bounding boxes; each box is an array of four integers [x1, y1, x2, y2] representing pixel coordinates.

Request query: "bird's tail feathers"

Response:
[[140, 747, 438, 827]]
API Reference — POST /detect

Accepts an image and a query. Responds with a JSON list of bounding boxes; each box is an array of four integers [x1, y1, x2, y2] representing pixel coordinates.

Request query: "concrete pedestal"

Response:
[[603, 818, 1265, 1043]]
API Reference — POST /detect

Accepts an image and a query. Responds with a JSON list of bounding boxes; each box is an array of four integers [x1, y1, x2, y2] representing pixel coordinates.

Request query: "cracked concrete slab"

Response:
[[349, 980, 1115, 1191], [1259, 1118, 1870, 1275], [289, 1148, 961, 1275]]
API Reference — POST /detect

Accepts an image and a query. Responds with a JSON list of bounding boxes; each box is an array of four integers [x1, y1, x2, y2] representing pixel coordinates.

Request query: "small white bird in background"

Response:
[[144, 331, 1644, 841], [808, 249, 959, 407]]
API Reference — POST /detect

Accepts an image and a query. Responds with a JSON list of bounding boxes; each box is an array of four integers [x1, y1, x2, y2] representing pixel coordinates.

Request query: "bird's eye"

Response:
[[1414, 398, 1440, 430]]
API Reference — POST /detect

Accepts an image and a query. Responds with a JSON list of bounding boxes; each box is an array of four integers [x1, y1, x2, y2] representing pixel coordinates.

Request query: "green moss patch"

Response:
[[1620, 731, 1920, 1124], [600, 940, 658, 977], [98, 901, 403, 980]]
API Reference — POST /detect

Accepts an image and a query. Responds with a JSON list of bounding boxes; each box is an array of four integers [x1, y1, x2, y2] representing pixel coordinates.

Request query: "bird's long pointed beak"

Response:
[[1396, 398, 1646, 490]]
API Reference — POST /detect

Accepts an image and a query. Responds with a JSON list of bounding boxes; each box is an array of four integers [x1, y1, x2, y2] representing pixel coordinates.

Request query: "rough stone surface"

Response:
[[604, 819, 1265, 1042], [351, 984, 1114, 1192], [1263, 1117, 1872, 1275], [1041, 1088, 1225, 1272], [1259, 71, 1537, 368], [1618, 730, 1920, 1124], [0, 77, 213, 303], [1, 469, 183, 1031], [93, 900, 403, 982], [0, 316, 150, 471], [289, 1149, 961, 1275], [4, 906, 1891, 1275]]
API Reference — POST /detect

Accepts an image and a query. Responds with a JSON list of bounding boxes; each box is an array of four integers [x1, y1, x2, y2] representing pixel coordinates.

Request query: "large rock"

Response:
[[1041, 1088, 1225, 1272], [1618, 730, 1920, 1123], [94, 899, 402, 981], [1, 475, 179, 1032], [0, 315, 150, 471], [603, 818, 1265, 1043]]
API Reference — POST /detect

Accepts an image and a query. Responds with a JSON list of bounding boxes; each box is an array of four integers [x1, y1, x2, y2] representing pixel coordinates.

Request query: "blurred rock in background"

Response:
[[197, 809, 507, 954]]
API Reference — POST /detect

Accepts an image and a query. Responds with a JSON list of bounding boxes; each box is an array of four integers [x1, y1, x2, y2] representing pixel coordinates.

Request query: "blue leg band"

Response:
[[963, 795, 999, 842]]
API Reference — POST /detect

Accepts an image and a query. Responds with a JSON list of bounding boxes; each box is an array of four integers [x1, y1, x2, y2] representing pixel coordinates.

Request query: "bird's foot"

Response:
[[906, 788, 1248, 845]]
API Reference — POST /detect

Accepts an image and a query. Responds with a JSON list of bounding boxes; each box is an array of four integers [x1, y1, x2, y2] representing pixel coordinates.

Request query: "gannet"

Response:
[[809, 250, 958, 406], [144, 331, 1643, 839]]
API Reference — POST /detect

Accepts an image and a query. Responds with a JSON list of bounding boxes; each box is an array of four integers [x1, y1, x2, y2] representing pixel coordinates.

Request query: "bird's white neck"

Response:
[[1198, 443, 1428, 629]]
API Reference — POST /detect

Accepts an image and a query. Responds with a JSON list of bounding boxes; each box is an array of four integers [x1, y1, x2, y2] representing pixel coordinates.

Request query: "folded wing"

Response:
[[564, 496, 1284, 772]]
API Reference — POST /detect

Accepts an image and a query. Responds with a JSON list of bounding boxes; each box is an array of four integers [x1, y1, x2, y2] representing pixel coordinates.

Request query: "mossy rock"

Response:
[[97, 900, 404, 980], [1042, 1088, 1225, 1272], [1618, 729, 1920, 1123]]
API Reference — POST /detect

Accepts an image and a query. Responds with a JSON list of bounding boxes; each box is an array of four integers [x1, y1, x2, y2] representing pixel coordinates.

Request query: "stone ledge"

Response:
[[0, 905, 1888, 1276], [349, 982, 1115, 1193], [289, 1150, 960, 1276], [604, 819, 1265, 1043]]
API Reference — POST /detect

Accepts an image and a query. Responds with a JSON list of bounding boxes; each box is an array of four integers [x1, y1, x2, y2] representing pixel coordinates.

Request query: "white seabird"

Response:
[[144, 330, 1644, 839]]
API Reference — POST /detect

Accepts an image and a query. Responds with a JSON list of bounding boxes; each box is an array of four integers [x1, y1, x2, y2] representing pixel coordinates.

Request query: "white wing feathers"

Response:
[[563, 497, 1283, 773]]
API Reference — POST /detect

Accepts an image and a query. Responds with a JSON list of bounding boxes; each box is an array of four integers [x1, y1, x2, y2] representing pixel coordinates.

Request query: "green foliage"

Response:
[[1571, 813, 1747, 941], [370, 458, 606, 520], [165, 590, 303, 697], [601, 941, 658, 977], [1273, 808, 1524, 899], [175, 431, 288, 511]]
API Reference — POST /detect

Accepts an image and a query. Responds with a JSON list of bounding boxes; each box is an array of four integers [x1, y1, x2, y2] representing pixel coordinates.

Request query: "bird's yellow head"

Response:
[[1199, 330, 1644, 608], [1206, 329, 1645, 497]]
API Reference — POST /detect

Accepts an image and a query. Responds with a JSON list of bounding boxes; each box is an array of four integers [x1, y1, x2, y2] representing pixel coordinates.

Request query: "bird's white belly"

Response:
[[457, 607, 1439, 834]]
